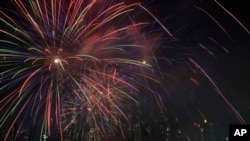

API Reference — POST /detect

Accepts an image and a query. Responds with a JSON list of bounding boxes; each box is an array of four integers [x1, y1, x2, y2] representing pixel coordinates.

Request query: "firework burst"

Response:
[[0, 0, 168, 140], [1, 0, 249, 141]]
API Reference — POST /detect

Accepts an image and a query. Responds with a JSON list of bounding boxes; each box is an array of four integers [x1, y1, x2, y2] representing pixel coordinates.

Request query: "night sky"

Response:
[[149, 0, 250, 139], [0, 0, 249, 140], [158, 0, 250, 121]]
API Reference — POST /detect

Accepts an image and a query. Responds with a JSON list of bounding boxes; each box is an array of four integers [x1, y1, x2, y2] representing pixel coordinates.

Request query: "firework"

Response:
[[0, 0, 167, 140], [1, 0, 249, 141]]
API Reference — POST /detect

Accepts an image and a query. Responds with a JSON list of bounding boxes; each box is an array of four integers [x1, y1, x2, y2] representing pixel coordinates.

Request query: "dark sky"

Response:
[[151, 1, 250, 139], [152, 0, 250, 124]]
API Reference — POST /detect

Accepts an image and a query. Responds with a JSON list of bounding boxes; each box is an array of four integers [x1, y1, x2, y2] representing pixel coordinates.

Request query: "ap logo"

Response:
[[234, 129, 247, 136], [229, 125, 250, 141]]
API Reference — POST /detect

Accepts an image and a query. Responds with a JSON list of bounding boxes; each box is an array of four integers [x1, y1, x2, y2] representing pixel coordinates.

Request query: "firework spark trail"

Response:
[[139, 4, 177, 41], [208, 37, 230, 54], [194, 5, 234, 41], [189, 58, 246, 124], [214, 0, 250, 35], [0, 0, 166, 140]]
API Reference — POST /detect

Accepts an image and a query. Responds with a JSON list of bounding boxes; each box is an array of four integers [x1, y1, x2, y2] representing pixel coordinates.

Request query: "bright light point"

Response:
[[54, 58, 61, 64], [204, 119, 207, 123], [87, 107, 91, 111], [142, 60, 146, 64], [43, 134, 48, 139]]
